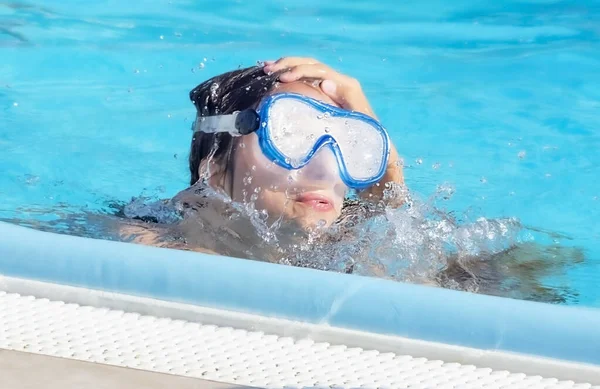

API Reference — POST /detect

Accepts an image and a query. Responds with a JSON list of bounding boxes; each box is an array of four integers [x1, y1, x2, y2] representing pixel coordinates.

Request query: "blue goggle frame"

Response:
[[255, 93, 390, 190]]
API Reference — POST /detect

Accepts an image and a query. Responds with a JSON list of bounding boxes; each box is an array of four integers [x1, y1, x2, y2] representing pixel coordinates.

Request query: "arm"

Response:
[[119, 223, 219, 255]]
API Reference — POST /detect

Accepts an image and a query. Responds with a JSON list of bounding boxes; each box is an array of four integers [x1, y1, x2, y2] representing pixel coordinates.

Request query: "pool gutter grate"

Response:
[[0, 285, 598, 388]]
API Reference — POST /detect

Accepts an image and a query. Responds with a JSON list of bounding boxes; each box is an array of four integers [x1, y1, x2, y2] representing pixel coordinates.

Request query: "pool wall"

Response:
[[0, 221, 599, 367]]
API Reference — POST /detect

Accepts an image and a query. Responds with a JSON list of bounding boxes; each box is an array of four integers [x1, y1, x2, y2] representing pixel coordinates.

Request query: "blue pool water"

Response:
[[1, 1, 599, 307]]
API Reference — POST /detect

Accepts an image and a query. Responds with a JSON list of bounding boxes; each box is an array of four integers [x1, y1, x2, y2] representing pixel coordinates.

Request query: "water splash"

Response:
[[5, 180, 582, 304]]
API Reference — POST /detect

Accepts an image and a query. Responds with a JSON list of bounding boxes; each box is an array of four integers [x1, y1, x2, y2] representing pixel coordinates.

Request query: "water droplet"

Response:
[[518, 150, 526, 159], [167, 114, 171, 118], [133, 69, 140, 74], [284, 158, 291, 164], [287, 175, 294, 183], [324, 127, 330, 133], [432, 162, 441, 170], [239, 142, 246, 148], [316, 113, 324, 120], [250, 194, 258, 201], [545, 173, 552, 178], [316, 219, 327, 228], [415, 158, 423, 165], [480, 177, 487, 184], [251, 165, 257, 171], [159, 35, 164, 40], [261, 121, 267, 128], [323, 112, 331, 119], [199, 62, 205, 69], [12, 102, 18, 107], [23, 174, 39, 186]]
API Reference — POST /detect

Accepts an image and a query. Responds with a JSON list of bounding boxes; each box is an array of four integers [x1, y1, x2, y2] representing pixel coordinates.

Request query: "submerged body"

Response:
[[119, 179, 580, 304]]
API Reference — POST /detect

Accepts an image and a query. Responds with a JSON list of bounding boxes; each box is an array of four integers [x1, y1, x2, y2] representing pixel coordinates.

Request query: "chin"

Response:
[[298, 213, 339, 230]]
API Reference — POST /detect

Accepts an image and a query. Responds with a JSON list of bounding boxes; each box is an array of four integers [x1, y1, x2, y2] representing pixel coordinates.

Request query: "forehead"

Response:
[[267, 81, 340, 107]]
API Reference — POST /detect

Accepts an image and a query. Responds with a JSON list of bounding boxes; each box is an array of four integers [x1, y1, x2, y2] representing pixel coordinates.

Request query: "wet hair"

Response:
[[188, 66, 282, 186]]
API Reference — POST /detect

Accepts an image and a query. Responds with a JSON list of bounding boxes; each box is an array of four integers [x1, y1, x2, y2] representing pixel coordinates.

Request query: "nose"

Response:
[[298, 146, 342, 184]]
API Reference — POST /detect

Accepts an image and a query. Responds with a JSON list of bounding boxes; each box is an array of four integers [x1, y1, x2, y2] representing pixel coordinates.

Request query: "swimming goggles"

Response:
[[193, 92, 390, 189]]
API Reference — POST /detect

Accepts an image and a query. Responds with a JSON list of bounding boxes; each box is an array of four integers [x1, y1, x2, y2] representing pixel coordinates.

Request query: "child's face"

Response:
[[229, 82, 348, 230]]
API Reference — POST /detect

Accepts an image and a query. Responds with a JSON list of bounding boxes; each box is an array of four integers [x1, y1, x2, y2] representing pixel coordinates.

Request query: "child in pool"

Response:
[[122, 57, 406, 256], [118, 57, 582, 303]]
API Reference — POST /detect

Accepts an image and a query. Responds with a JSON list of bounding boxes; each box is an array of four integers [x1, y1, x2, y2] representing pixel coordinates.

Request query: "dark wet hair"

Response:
[[188, 66, 282, 186]]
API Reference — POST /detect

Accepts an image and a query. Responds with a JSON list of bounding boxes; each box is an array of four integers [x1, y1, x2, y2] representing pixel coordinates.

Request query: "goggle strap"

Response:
[[194, 110, 260, 136]]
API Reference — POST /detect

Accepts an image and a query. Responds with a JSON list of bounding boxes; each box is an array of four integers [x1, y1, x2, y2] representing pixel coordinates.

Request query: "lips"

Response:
[[296, 193, 334, 212]]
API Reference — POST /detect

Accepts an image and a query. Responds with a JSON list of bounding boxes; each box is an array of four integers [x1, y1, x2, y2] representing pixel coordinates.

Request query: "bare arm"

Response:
[[119, 224, 219, 255]]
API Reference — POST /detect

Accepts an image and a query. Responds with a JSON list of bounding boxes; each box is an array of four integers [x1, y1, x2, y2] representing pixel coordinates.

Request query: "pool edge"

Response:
[[1, 275, 599, 384], [1, 221, 599, 367]]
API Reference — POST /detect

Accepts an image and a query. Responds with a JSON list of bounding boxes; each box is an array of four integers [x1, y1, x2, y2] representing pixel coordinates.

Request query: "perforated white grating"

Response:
[[0, 291, 598, 389]]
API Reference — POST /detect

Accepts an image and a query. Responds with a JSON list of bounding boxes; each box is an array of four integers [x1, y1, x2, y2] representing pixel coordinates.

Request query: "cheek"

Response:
[[231, 136, 286, 204], [234, 135, 290, 192], [254, 191, 290, 217]]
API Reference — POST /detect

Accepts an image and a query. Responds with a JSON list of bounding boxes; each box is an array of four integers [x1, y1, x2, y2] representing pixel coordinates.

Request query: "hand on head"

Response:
[[264, 57, 376, 118]]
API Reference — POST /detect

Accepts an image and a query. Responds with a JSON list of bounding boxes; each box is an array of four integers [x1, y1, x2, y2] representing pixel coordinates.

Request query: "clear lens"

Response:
[[267, 96, 386, 180]]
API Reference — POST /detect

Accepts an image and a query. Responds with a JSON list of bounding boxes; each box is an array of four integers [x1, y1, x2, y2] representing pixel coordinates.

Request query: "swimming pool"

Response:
[[1, 0, 600, 307]]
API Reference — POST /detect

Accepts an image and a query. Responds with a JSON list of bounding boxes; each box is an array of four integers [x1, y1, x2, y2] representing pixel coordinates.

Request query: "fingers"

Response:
[[320, 78, 369, 114], [263, 57, 337, 84], [274, 63, 349, 109], [261, 56, 373, 116], [319, 79, 342, 101], [277, 63, 333, 82], [264, 57, 319, 73]]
